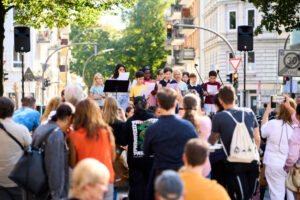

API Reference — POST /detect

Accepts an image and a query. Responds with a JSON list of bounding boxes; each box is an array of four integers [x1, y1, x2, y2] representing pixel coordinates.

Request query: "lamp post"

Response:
[[41, 42, 98, 105], [82, 48, 114, 79]]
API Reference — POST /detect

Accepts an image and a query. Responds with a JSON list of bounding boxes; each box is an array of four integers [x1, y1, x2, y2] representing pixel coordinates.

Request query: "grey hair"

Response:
[[64, 83, 83, 106]]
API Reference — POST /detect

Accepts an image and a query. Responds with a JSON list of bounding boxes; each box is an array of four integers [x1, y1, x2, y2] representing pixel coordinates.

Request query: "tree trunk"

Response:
[[0, 2, 5, 96]]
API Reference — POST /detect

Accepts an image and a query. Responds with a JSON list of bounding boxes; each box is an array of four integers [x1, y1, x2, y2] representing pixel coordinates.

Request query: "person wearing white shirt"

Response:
[[261, 100, 296, 200]]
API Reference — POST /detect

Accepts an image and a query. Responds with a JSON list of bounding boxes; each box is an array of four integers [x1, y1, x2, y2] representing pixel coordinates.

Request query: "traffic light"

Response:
[[226, 73, 233, 83], [167, 24, 172, 39], [43, 79, 51, 88], [283, 76, 290, 84], [4, 72, 8, 81], [233, 73, 238, 88]]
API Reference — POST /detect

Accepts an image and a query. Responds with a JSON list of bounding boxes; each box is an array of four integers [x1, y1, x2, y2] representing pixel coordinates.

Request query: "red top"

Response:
[[144, 79, 155, 84], [69, 127, 115, 183], [202, 81, 221, 104]]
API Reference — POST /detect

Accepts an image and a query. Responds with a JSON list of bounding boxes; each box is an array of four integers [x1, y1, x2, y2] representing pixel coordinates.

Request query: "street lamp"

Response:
[[82, 48, 114, 79]]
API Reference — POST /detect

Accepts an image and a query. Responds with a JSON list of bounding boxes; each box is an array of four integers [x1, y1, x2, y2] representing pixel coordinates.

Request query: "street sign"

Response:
[[229, 58, 241, 71], [278, 49, 300, 76], [24, 67, 35, 81]]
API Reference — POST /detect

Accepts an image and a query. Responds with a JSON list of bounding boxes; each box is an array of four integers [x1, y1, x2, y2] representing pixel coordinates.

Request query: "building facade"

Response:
[[166, 0, 289, 112]]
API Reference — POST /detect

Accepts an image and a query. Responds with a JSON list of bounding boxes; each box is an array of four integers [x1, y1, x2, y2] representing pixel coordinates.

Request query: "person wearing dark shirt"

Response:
[[208, 85, 260, 200], [143, 88, 198, 200], [158, 67, 177, 89], [120, 96, 157, 200], [188, 73, 204, 108], [202, 71, 221, 114]]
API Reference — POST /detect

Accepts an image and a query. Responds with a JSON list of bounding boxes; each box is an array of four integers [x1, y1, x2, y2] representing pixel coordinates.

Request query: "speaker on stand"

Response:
[[237, 25, 253, 107], [14, 26, 30, 100]]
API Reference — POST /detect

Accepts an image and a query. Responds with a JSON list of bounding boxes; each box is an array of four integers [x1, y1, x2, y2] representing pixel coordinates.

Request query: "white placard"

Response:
[[118, 72, 130, 80], [207, 85, 218, 95]]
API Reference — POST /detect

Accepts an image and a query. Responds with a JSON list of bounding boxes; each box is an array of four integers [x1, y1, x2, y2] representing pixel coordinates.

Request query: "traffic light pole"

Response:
[[21, 52, 24, 100], [243, 51, 246, 107]]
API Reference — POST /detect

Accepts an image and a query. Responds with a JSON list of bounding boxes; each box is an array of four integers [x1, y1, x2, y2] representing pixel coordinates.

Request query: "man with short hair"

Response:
[[64, 83, 84, 106], [208, 85, 260, 200], [180, 138, 230, 200], [13, 96, 40, 132], [143, 88, 198, 200], [155, 170, 184, 200]]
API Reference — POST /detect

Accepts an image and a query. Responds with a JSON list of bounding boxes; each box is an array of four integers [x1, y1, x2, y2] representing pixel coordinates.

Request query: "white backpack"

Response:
[[221, 110, 259, 163]]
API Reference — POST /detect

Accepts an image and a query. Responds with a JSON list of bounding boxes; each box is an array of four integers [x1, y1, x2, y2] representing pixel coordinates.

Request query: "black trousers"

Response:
[[224, 162, 260, 200], [211, 160, 227, 189], [128, 167, 151, 200], [0, 186, 23, 200]]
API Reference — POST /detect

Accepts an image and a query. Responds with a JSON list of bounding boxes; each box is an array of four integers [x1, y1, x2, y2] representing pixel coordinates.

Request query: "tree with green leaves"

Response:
[[0, 0, 135, 96], [242, 0, 300, 34], [119, 0, 169, 77]]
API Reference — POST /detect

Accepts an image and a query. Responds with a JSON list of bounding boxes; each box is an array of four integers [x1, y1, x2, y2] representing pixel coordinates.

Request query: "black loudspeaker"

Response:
[[237, 25, 253, 51], [14, 26, 30, 52]]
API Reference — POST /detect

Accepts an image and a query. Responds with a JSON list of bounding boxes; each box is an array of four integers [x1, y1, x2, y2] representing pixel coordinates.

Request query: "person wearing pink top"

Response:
[[282, 95, 300, 172], [182, 93, 212, 177]]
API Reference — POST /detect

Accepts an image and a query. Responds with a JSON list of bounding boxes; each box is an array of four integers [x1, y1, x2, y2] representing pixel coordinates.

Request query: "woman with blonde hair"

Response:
[[90, 73, 107, 109], [41, 96, 61, 123], [69, 158, 110, 200], [261, 98, 296, 200], [69, 98, 115, 200]]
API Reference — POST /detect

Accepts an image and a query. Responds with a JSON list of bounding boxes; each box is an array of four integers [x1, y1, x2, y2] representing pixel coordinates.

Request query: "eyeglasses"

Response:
[[96, 78, 103, 80]]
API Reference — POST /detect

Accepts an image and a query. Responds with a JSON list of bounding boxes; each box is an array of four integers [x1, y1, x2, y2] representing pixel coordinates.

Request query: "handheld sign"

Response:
[[229, 58, 241, 71]]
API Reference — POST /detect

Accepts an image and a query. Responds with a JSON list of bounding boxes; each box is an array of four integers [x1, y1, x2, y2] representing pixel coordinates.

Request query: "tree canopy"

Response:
[[0, 0, 135, 96], [242, 0, 300, 34]]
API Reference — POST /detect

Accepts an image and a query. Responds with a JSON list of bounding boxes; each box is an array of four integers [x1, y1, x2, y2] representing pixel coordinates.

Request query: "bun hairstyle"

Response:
[[133, 96, 147, 116], [51, 103, 75, 122], [183, 94, 201, 136]]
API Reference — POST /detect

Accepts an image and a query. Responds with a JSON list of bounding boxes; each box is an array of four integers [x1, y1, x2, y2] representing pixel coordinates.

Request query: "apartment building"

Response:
[[166, 0, 289, 111], [3, 9, 73, 107]]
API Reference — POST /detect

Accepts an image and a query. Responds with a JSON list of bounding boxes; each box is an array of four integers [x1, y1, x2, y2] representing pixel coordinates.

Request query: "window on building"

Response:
[[228, 53, 235, 71], [229, 11, 236, 30], [13, 49, 22, 68], [248, 10, 255, 27], [248, 52, 255, 71]]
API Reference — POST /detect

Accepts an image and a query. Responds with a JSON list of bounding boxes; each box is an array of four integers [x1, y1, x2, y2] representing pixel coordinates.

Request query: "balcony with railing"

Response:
[[179, 48, 195, 63], [178, 0, 193, 7], [170, 29, 185, 46], [37, 30, 51, 43], [170, 4, 183, 20], [179, 8, 195, 35]]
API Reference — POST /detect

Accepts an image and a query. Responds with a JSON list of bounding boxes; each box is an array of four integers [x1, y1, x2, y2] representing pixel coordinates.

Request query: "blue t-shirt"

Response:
[[90, 85, 105, 106], [13, 107, 40, 132], [143, 115, 198, 170]]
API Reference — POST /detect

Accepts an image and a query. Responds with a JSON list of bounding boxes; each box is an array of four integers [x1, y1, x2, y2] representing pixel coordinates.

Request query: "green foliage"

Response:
[[242, 0, 300, 34], [69, 0, 169, 87]]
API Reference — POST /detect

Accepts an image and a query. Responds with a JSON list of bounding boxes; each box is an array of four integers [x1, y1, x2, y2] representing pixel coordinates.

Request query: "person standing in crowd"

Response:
[[180, 138, 230, 200], [130, 71, 148, 101], [125, 106, 134, 119], [70, 99, 115, 200], [182, 72, 190, 85], [182, 94, 211, 176], [102, 96, 127, 200], [156, 69, 164, 85], [208, 85, 260, 200], [143, 88, 198, 200], [158, 67, 177, 90], [29, 103, 75, 200], [119, 96, 157, 200], [261, 98, 296, 200], [89, 73, 107, 109], [174, 70, 188, 92], [64, 83, 84, 106], [188, 73, 204, 107], [41, 96, 61, 123], [209, 94, 226, 188], [69, 158, 110, 200], [154, 170, 184, 200], [258, 103, 267, 117], [13, 96, 40, 132], [112, 64, 129, 112], [202, 71, 221, 114], [142, 66, 155, 84], [0, 97, 31, 200]]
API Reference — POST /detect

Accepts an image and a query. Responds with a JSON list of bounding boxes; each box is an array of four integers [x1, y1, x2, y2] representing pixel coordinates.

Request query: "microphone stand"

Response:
[[216, 70, 224, 85]]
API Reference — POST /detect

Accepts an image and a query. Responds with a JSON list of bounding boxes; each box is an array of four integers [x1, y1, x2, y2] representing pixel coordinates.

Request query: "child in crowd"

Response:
[[130, 71, 148, 101], [202, 71, 221, 114], [89, 73, 107, 109], [148, 106, 160, 118], [156, 69, 164, 85], [158, 67, 177, 90], [182, 72, 190, 85], [188, 73, 204, 108]]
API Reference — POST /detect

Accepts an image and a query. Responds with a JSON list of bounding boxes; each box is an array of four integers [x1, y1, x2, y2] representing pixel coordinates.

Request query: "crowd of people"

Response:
[[0, 63, 299, 200]]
